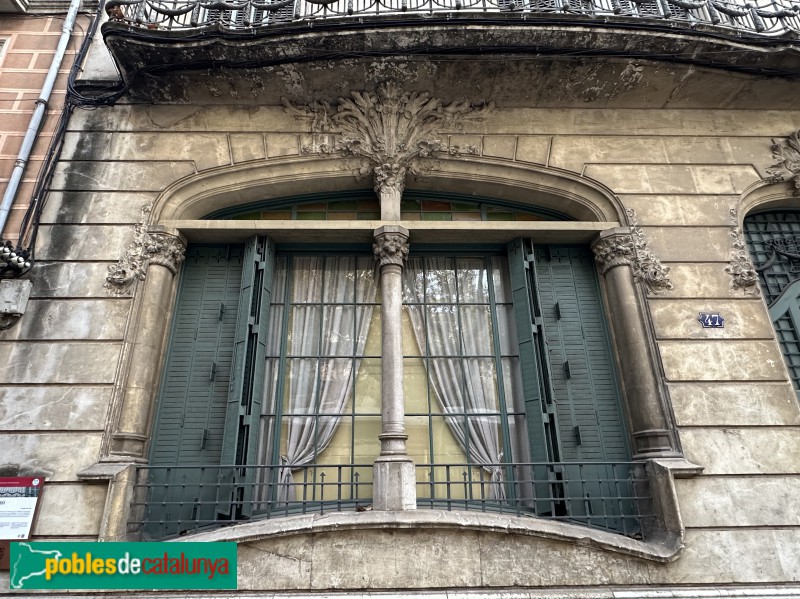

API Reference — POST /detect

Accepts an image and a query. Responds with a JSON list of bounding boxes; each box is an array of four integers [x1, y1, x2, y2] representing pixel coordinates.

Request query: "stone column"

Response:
[[372, 225, 416, 510], [108, 228, 186, 460], [591, 228, 678, 459]]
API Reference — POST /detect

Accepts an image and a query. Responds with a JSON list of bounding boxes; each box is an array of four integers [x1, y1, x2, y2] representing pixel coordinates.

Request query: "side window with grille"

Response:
[[744, 210, 800, 400]]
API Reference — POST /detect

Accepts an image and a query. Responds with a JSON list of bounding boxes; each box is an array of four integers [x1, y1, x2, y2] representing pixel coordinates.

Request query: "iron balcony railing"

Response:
[[129, 461, 652, 540], [104, 0, 800, 37]]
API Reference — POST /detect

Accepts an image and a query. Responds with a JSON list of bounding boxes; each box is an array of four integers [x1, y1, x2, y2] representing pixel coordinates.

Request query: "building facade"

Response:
[[2, 0, 800, 594]]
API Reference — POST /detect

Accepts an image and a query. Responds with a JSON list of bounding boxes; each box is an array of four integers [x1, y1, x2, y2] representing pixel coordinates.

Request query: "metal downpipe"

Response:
[[0, 0, 83, 236]]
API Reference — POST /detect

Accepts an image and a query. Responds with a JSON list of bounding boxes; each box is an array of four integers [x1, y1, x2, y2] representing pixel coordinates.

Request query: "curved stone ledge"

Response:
[[177, 508, 680, 563]]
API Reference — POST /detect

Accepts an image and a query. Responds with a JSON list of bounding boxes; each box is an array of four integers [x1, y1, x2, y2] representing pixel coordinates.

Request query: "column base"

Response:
[[373, 458, 417, 511]]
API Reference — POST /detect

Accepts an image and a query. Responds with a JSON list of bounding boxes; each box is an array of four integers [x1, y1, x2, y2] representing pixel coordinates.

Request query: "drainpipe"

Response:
[[0, 0, 83, 236]]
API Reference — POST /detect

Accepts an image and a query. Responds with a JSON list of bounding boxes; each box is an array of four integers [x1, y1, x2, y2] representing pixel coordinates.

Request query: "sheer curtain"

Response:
[[278, 256, 377, 501], [404, 257, 506, 500]]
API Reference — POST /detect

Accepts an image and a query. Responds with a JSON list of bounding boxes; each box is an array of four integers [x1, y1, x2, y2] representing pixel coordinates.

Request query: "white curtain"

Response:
[[278, 256, 377, 502], [404, 257, 506, 500]]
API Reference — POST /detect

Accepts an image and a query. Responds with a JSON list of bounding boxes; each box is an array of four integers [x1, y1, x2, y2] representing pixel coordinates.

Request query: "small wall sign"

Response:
[[698, 313, 725, 328]]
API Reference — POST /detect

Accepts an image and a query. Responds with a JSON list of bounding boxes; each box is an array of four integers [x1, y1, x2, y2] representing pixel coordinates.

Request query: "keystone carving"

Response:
[[766, 130, 800, 196], [284, 81, 493, 197], [105, 205, 186, 296], [724, 208, 760, 294], [373, 229, 410, 267]]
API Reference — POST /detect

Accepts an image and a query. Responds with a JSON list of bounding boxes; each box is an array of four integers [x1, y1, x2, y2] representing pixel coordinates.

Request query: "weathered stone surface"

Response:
[[230, 133, 267, 163], [553, 137, 773, 177], [660, 340, 786, 382], [0, 386, 111, 430], [649, 299, 774, 339], [669, 382, 800, 427], [647, 529, 800, 583], [39, 191, 156, 225], [30, 262, 114, 298], [649, 263, 744, 299], [642, 227, 732, 262], [514, 136, 551, 165], [238, 535, 313, 590], [2, 299, 130, 340], [478, 531, 650, 586], [61, 132, 231, 171], [680, 428, 800, 475], [49, 160, 195, 193], [583, 164, 759, 194], [481, 135, 516, 160], [676, 476, 800, 527], [0, 342, 120, 383], [484, 109, 800, 137], [449, 135, 483, 154], [0, 433, 103, 481], [35, 225, 133, 261], [266, 134, 300, 158], [32, 484, 106, 536], [621, 195, 738, 227]]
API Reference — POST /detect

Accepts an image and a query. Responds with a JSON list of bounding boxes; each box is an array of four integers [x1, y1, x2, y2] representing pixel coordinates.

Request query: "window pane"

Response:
[[459, 306, 493, 355], [287, 306, 321, 354], [424, 257, 456, 303], [291, 256, 323, 303], [457, 258, 489, 303]]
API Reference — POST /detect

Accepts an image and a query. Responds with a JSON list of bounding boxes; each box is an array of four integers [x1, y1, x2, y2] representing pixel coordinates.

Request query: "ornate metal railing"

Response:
[[129, 461, 652, 540], [105, 0, 800, 37]]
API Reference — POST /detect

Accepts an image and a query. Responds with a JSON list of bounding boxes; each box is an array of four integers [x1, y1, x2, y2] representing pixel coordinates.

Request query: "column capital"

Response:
[[591, 227, 635, 276], [373, 225, 410, 268], [105, 223, 186, 296]]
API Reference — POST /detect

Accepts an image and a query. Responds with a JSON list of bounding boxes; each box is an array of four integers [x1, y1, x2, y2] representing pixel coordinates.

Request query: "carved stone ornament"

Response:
[[373, 231, 410, 267], [724, 208, 760, 295], [284, 81, 493, 196], [766, 130, 800, 196], [626, 209, 673, 294], [104, 205, 186, 296], [592, 234, 635, 275]]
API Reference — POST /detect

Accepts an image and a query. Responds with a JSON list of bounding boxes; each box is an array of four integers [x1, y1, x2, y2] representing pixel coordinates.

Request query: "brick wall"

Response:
[[0, 12, 89, 244]]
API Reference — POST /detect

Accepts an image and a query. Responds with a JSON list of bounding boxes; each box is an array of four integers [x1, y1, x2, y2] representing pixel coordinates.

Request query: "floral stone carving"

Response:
[[766, 129, 800, 196], [284, 81, 493, 197], [105, 205, 186, 296], [724, 208, 760, 294]]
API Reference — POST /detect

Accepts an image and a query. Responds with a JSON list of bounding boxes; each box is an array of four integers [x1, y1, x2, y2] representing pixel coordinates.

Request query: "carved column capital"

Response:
[[591, 228, 635, 275], [105, 207, 186, 296], [373, 226, 410, 268], [144, 229, 187, 275]]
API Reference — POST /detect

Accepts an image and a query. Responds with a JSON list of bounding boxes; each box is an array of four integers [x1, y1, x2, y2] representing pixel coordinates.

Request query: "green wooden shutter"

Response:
[[532, 244, 632, 531], [219, 236, 275, 517], [146, 245, 245, 538], [533, 246, 629, 463], [508, 239, 561, 516]]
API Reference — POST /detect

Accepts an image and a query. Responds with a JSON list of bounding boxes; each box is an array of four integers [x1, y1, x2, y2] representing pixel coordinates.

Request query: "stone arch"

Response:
[[150, 156, 627, 224]]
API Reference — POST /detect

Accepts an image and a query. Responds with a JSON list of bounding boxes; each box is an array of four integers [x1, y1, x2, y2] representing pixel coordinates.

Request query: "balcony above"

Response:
[[100, 0, 800, 98]]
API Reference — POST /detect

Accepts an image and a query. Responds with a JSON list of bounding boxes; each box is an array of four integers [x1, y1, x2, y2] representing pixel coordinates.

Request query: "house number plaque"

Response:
[[698, 313, 725, 328]]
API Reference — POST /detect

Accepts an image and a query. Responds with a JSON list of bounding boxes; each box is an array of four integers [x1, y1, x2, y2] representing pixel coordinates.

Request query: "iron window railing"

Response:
[[104, 0, 800, 37], [129, 461, 651, 540]]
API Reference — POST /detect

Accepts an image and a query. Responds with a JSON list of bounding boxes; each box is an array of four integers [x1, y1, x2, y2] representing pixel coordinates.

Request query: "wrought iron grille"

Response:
[[129, 461, 651, 540], [104, 0, 800, 36], [744, 212, 800, 306]]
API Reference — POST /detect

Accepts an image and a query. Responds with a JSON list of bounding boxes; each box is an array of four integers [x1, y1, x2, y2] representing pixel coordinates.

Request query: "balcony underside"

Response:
[[102, 16, 800, 99]]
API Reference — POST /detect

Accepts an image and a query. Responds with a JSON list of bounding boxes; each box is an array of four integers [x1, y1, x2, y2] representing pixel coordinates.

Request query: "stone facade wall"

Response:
[[1, 56, 800, 591]]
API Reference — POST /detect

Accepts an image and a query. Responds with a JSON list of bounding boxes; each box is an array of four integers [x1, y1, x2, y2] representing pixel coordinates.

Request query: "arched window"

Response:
[[744, 210, 800, 400], [143, 192, 637, 538]]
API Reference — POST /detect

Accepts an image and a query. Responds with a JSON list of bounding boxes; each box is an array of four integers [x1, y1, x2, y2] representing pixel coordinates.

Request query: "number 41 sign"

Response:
[[698, 313, 725, 328]]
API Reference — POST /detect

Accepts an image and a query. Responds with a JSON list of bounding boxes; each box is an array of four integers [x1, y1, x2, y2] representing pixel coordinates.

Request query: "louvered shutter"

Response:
[[219, 236, 275, 518], [532, 244, 632, 531], [767, 280, 800, 397], [146, 245, 245, 538], [508, 239, 561, 515]]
